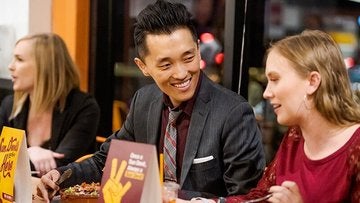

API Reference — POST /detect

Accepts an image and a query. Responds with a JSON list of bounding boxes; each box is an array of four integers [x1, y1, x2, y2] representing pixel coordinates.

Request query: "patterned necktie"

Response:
[[164, 108, 182, 182]]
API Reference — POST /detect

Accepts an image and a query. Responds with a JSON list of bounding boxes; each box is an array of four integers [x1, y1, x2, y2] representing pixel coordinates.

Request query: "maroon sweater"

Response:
[[226, 126, 360, 203]]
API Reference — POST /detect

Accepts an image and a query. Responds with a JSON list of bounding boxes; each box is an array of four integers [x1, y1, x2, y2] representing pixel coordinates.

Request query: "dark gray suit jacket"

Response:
[[59, 74, 265, 198]]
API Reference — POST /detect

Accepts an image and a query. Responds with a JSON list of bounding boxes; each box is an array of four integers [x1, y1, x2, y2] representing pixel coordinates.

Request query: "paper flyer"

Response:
[[0, 126, 32, 203], [99, 139, 161, 203]]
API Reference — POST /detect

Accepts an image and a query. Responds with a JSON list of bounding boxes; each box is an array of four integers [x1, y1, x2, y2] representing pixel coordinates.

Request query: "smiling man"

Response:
[[37, 0, 265, 201]]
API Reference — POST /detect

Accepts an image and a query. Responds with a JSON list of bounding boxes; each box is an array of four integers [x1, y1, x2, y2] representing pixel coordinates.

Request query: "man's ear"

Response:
[[307, 71, 321, 95], [134, 57, 149, 76]]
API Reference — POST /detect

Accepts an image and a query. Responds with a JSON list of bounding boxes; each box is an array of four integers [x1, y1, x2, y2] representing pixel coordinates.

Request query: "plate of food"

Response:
[[59, 182, 100, 203]]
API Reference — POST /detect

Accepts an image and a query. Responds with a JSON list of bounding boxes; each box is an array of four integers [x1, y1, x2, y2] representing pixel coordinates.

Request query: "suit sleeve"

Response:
[[56, 90, 139, 188], [222, 101, 265, 195]]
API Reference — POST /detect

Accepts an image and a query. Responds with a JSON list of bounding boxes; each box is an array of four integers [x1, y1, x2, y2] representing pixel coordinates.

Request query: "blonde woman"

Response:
[[0, 33, 100, 177]]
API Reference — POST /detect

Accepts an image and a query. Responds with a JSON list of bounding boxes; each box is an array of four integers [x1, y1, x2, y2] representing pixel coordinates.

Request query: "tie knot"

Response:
[[169, 109, 182, 124]]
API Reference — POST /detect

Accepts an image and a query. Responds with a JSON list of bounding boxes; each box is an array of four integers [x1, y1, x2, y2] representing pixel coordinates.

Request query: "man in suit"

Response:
[[37, 0, 265, 201]]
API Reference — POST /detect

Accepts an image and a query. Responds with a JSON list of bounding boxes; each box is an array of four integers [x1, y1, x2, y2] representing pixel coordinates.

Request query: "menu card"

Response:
[[99, 139, 161, 203], [0, 126, 32, 203]]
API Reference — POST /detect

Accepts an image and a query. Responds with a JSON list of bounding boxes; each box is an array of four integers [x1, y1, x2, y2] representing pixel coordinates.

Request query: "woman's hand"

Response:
[[268, 181, 303, 203], [28, 146, 64, 176]]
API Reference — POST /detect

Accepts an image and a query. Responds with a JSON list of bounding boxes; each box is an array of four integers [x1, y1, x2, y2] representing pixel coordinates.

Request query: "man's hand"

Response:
[[102, 158, 132, 203], [268, 181, 304, 203], [36, 169, 61, 203], [28, 146, 65, 176]]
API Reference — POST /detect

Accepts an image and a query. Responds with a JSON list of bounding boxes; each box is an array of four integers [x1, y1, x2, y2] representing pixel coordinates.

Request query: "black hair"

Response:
[[134, 0, 198, 59]]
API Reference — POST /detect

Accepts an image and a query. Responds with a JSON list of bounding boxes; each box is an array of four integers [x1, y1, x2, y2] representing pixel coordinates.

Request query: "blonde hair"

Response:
[[11, 33, 80, 118], [268, 30, 360, 126]]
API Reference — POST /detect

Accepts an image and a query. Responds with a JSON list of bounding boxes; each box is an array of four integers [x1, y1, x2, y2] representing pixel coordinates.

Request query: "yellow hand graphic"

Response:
[[102, 159, 132, 203]]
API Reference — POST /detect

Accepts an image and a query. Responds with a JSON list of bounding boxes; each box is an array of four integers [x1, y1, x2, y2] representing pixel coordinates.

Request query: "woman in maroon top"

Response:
[[180, 30, 360, 203]]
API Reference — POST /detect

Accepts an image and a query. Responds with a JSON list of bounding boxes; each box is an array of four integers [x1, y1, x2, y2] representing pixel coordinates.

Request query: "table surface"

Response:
[[31, 177, 214, 202]]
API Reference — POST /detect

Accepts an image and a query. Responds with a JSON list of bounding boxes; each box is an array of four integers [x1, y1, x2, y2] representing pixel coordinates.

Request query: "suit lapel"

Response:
[[147, 94, 163, 145], [180, 77, 212, 186], [51, 108, 64, 148], [14, 107, 28, 130]]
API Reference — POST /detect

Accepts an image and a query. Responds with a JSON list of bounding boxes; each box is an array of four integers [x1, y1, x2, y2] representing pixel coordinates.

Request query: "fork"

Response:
[[49, 168, 72, 197], [242, 194, 273, 203], [56, 168, 72, 185]]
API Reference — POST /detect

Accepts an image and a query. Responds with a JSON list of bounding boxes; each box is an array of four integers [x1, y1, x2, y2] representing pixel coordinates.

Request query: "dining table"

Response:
[[31, 176, 217, 203]]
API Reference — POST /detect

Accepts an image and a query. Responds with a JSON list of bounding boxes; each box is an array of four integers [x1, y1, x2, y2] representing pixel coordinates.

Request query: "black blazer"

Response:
[[58, 74, 265, 198], [0, 89, 100, 168]]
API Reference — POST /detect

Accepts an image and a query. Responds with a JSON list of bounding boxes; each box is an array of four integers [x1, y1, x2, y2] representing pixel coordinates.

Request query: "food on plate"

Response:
[[60, 182, 100, 199]]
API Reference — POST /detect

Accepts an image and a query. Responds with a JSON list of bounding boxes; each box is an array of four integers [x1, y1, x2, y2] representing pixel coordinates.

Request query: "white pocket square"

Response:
[[193, 155, 214, 164]]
